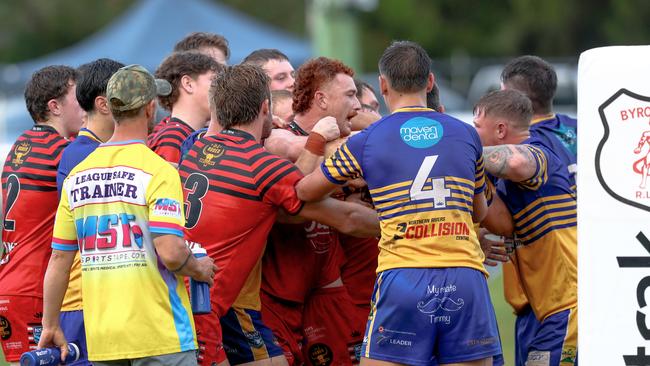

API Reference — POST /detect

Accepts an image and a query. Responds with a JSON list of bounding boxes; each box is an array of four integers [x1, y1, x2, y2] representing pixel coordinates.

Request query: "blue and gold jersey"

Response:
[[530, 114, 577, 191], [496, 137, 577, 320], [505, 114, 577, 315], [322, 107, 487, 274]]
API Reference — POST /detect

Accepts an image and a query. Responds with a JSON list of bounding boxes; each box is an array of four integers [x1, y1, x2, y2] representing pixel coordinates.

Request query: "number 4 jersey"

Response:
[[322, 107, 487, 274], [1, 125, 69, 298]]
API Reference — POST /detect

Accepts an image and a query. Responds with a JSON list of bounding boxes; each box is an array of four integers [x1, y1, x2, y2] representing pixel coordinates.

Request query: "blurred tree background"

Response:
[[1, 0, 649, 71]]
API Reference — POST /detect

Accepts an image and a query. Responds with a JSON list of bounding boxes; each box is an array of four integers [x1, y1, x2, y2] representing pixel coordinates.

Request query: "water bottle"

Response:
[[20, 343, 79, 366], [190, 247, 211, 314]]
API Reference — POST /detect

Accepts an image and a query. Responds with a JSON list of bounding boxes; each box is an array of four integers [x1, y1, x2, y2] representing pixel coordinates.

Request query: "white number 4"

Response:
[[409, 155, 451, 208]]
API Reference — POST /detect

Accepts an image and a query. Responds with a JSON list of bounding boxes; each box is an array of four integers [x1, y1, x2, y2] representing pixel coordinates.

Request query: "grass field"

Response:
[[1, 268, 516, 366]]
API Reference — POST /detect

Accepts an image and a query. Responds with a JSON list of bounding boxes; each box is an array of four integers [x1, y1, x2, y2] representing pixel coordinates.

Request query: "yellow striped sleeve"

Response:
[[322, 144, 363, 184], [475, 156, 486, 194]]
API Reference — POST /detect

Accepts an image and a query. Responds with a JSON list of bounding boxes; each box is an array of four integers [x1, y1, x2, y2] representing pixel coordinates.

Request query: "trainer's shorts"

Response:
[[362, 267, 502, 366], [260, 291, 304, 365], [525, 307, 578, 366], [221, 307, 284, 365], [303, 286, 364, 366], [60, 310, 91, 365], [0, 295, 42, 362], [193, 310, 227, 365]]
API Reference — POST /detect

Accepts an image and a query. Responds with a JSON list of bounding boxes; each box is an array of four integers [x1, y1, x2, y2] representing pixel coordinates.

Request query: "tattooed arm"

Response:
[[483, 144, 539, 183]]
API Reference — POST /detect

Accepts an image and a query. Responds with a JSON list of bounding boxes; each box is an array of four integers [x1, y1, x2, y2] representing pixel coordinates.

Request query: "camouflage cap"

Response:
[[106, 64, 172, 112]]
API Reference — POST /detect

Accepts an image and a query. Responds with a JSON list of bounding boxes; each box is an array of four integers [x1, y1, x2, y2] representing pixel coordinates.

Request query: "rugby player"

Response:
[[179, 64, 379, 366], [151, 32, 230, 137], [242, 49, 295, 92], [475, 89, 577, 366], [148, 51, 222, 166], [296, 41, 502, 366], [0, 65, 82, 365]]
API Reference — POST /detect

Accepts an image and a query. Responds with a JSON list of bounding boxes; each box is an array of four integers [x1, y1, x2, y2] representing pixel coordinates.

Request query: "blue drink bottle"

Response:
[[20, 343, 80, 366], [190, 247, 211, 314]]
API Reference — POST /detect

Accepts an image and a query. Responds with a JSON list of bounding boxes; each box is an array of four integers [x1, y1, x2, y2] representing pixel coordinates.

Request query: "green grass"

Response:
[[488, 267, 516, 366]]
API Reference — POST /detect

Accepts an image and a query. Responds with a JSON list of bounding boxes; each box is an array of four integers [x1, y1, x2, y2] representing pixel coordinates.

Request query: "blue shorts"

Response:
[[59, 310, 91, 366], [525, 307, 578, 366], [362, 267, 502, 366], [515, 306, 541, 366], [220, 307, 284, 365]]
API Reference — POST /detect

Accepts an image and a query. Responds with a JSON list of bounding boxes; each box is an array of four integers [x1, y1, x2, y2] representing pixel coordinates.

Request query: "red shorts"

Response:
[[302, 287, 364, 366], [0, 295, 43, 362], [260, 291, 304, 366], [194, 310, 227, 365]]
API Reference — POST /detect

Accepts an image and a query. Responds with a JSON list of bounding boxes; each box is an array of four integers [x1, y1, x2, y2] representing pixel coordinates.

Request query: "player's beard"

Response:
[[262, 113, 273, 139]]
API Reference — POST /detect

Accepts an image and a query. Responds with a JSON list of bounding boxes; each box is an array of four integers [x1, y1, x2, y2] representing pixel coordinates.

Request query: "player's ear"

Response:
[[95, 96, 110, 115], [315, 90, 327, 110], [261, 98, 270, 117], [497, 121, 508, 139], [47, 98, 62, 117], [180, 74, 194, 94], [378, 75, 388, 96], [426, 73, 435, 93]]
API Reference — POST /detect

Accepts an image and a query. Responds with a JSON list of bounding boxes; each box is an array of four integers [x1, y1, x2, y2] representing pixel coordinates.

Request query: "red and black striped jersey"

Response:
[[261, 121, 344, 304], [179, 128, 304, 316], [148, 117, 194, 165], [262, 221, 344, 303], [1, 125, 69, 297], [339, 235, 379, 306], [148, 115, 170, 144]]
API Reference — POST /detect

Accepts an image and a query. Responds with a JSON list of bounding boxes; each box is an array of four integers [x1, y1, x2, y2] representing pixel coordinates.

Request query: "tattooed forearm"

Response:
[[515, 145, 537, 167], [483, 144, 537, 181], [483, 145, 514, 178]]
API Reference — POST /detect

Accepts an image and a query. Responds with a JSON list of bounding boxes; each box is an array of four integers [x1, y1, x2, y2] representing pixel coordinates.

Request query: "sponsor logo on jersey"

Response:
[[560, 346, 577, 364], [399, 117, 443, 148], [27, 324, 42, 345], [308, 343, 333, 366], [596, 89, 650, 211], [199, 143, 225, 169], [10, 141, 31, 169], [75, 213, 143, 253], [244, 330, 264, 349], [0, 316, 11, 340], [153, 198, 182, 218]]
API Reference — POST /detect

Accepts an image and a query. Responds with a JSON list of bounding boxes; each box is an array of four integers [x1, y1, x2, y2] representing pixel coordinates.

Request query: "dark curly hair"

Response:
[[24, 65, 78, 123], [155, 51, 224, 111], [292, 57, 354, 114]]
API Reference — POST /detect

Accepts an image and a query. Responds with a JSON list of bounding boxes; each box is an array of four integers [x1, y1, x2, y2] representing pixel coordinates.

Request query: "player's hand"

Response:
[[38, 326, 69, 362], [194, 256, 217, 287], [272, 115, 289, 129], [479, 228, 509, 266], [350, 110, 381, 131], [312, 116, 340, 142], [635, 147, 642, 154]]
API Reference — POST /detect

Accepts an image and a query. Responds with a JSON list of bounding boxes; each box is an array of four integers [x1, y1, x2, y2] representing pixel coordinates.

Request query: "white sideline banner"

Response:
[[579, 46, 650, 365]]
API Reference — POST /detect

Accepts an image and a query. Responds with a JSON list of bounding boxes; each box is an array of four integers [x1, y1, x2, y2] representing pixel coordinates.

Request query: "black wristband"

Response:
[[170, 250, 192, 273]]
